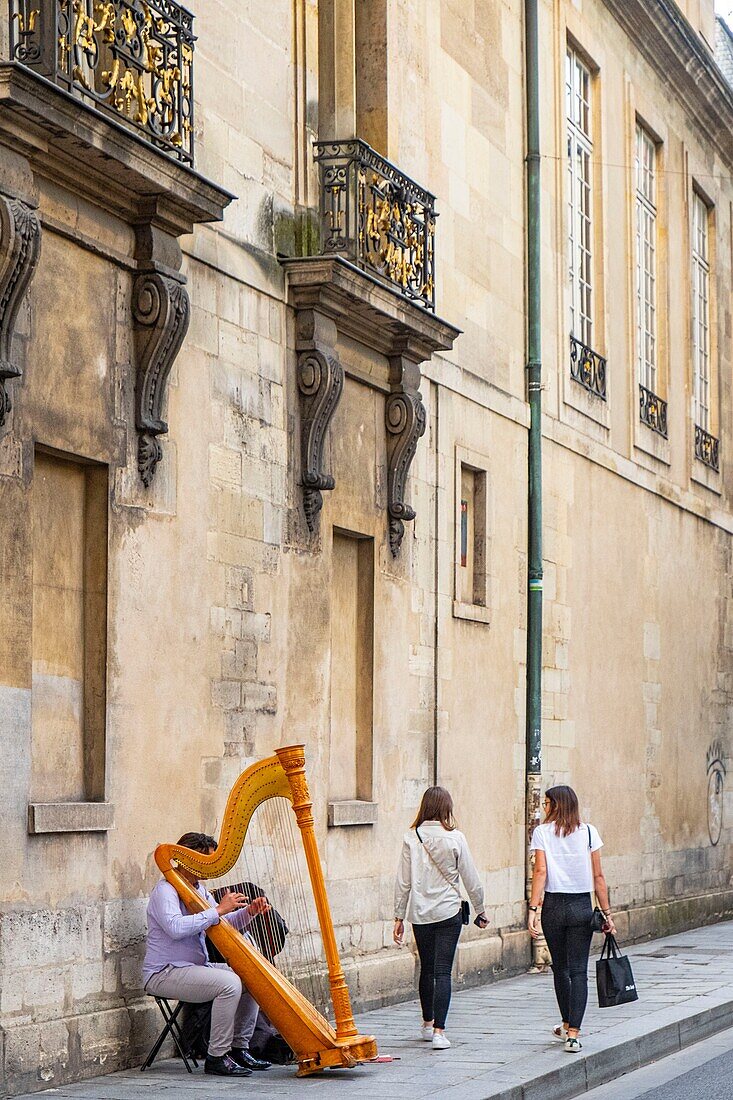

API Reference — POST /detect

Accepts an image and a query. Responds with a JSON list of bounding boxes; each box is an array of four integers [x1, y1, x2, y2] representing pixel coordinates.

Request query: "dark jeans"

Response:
[[542, 892, 594, 1030], [412, 910, 463, 1029]]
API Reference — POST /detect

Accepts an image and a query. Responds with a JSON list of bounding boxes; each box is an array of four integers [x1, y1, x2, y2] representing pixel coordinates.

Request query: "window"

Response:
[[453, 449, 491, 624], [29, 449, 110, 831], [691, 192, 711, 432], [566, 47, 593, 348], [328, 529, 376, 826], [635, 123, 657, 396], [457, 465, 487, 608]]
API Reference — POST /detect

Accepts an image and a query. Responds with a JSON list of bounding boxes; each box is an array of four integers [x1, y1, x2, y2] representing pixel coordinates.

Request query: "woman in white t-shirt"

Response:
[[528, 785, 616, 1054]]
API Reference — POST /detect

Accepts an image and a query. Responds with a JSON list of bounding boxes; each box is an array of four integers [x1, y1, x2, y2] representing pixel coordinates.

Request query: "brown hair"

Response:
[[544, 786, 581, 837], [411, 786, 456, 831], [177, 832, 217, 853]]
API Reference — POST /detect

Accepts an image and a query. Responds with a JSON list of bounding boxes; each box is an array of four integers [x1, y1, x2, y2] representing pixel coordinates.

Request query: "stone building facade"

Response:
[[0, 0, 732, 1093]]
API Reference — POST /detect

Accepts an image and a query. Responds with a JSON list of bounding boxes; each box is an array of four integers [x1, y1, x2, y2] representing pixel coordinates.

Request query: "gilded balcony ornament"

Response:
[[314, 139, 437, 311], [9, 0, 196, 165], [695, 425, 719, 472], [569, 335, 607, 400], [639, 382, 668, 438]]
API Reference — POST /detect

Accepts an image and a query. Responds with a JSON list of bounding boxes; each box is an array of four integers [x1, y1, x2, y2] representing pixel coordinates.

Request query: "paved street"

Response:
[[585, 1028, 733, 1098], [12, 921, 733, 1100]]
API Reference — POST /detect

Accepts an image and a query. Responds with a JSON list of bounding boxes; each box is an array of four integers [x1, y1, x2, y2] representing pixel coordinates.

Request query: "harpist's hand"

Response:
[[246, 896, 271, 918], [216, 891, 249, 916]]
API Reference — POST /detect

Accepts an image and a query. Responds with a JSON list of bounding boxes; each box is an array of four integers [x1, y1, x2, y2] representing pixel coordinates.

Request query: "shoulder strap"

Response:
[[587, 824, 591, 849], [415, 828, 463, 902]]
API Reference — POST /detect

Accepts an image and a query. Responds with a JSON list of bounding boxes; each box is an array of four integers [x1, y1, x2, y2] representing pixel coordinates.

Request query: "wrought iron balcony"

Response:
[[313, 139, 436, 311], [695, 424, 719, 471], [9, 0, 194, 165], [569, 335, 606, 400], [639, 383, 668, 438]]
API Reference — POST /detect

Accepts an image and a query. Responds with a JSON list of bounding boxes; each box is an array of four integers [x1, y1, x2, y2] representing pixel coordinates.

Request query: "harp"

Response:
[[154, 745, 377, 1076]]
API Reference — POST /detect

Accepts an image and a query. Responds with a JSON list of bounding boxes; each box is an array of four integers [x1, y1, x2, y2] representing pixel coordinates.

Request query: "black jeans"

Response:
[[541, 892, 594, 1030], [412, 910, 463, 1029]]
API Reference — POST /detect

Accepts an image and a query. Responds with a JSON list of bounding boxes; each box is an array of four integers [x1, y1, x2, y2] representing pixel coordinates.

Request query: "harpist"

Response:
[[143, 830, 273, 1077]]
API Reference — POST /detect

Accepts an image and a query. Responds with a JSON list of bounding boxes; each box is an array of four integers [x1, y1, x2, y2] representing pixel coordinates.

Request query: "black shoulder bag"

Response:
[[587, 825, 607, 932], [416, 826, 470, 924]]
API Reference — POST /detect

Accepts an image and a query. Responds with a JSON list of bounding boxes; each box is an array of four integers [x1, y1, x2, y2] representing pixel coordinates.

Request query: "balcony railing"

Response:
[[695, 424, 719, 471], [9, 0, 195, 165], [639, 383, 668, 438], [314, 139, 436, 311], [569, 335, 606, 400]]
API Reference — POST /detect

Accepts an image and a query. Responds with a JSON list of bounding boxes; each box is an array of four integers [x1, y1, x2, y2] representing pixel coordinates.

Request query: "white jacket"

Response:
[[394, 820, 485, 925]]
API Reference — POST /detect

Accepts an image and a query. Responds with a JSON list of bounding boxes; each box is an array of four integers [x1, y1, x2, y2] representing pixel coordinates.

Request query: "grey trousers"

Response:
[[145, 963, 259, 1058]]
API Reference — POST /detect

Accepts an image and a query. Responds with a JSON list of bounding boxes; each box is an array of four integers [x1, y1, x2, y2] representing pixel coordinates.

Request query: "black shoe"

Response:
[[204, 1053, 252, 1077], [230, 1048, 272, 1070]]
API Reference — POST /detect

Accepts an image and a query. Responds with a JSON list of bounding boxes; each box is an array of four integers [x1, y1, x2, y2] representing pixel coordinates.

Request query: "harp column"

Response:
[[276, 745, 359, 1042]]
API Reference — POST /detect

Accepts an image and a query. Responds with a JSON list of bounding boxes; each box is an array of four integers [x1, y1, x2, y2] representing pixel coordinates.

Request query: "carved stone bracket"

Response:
[[295, 309, 344, 530], [133, 270, 190, 486], [298, 349, 344, 529], [0, 195, 41, 428], [386, 384, 426, 556]]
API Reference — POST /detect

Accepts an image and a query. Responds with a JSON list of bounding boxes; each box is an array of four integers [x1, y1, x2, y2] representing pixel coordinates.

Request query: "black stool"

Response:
[[141, 996, 203, 1073]]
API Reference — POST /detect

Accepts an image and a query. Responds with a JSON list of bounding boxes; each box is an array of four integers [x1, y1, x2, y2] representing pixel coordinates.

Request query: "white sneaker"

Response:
[[420, 1024, 434, 1042], [432, 1033, 451, 1050], [564, 1037, 582, 1054]]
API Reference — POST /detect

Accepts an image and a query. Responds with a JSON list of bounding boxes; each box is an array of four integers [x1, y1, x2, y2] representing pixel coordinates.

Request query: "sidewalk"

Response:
[[13, 921, 733, 1100]]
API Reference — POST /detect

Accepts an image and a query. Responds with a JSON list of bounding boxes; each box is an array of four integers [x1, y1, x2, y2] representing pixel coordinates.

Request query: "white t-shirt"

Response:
[[530, 822, 603, 893]]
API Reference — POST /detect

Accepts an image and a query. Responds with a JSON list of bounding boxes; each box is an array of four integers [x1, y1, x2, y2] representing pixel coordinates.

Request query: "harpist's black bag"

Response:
[[596, 934, 639, 1008]]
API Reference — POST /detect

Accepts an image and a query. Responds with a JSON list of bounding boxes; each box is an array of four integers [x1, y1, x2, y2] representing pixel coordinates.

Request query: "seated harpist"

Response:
[[143, 831, 273, 1077]]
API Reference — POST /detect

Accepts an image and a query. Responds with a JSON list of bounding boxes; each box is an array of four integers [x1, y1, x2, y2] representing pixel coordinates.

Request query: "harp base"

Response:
[[295, 1034, 378, 1076]]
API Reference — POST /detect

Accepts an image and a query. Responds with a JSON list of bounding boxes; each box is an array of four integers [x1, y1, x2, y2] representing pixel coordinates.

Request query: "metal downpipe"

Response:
[[524, 0, 547, 970]]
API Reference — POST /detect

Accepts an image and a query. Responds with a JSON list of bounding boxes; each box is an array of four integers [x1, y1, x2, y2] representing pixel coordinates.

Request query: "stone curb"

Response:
[[454, 996, 733, 1100]]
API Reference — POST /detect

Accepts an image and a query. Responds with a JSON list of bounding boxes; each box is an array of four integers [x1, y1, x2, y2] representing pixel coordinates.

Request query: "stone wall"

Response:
[[0, 0, 732, 1094]]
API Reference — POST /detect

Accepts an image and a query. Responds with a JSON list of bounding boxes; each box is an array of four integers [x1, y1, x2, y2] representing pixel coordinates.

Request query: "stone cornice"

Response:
[[602, 0, 733, 167], [0, 63, 234, 234], [281, 255, 461, 365]]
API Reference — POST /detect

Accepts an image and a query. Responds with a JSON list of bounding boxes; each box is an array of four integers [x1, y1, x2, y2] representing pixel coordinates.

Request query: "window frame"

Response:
[[635, 122, 658, 397], [566, 45, 594, 350], [691, 190, 711, 434]]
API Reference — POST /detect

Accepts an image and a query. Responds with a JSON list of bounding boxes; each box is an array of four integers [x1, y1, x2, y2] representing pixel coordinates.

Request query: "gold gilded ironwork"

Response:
[[154, 746, 378, 1077]]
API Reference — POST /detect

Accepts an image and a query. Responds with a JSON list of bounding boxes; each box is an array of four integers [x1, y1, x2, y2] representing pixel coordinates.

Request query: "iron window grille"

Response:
[[9, 0, 195, 165], [635, 124, 658, 401], [569, 335, 606, 400], [639, 383, 667, 438], [566, 47, 593, 348], [313, 138, 436, 311], [694, 425, 719, 471]]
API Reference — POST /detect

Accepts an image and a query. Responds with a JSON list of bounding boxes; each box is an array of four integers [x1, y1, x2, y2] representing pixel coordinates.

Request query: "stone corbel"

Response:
[[295, 309, 344, 530], [133, 225, 190, 487], [0, 195, 41, 428], [386, 356, 426, 556]]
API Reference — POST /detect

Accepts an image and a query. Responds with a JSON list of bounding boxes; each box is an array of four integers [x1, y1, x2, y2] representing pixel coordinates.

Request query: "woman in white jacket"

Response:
[[393, 786, 488, 1049]]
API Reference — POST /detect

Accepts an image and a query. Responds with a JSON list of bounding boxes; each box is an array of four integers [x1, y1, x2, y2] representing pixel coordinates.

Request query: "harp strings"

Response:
[[213, 795, 331, 1020]]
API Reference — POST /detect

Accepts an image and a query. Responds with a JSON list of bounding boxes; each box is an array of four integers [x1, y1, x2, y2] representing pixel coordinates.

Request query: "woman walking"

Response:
[[394, 786, 488, 1050], [528, 785, 616, 1053]]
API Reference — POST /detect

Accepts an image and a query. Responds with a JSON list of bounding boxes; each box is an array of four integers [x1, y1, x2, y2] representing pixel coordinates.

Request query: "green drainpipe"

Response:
[[524, 0, 546, 969]]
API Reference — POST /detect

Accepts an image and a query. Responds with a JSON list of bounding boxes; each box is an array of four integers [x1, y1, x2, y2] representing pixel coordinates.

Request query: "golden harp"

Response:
[[154, 744, 377, 1076]]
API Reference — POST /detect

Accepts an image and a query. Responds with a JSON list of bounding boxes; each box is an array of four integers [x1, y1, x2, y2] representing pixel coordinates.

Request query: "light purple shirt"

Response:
[[142, 880, 251, 985]]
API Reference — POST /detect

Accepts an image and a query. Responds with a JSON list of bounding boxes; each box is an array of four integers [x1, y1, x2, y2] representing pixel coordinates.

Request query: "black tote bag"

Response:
[[596, 934, 639, 1008]]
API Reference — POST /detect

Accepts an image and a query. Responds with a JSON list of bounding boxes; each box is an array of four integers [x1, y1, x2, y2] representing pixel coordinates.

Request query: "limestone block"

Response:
[[103, 898, 147, 954], [351, 950, 415, 1009], [1, 909, 83, 970], [71, 963, 104, 1003], [76, 1006, 130, 1060], [211, 679, 241, 710], [22, 971, 65, 1010], [120, 955, 143, 993], [241, 681, 277, 713], [3, 1021, 40, 1075]]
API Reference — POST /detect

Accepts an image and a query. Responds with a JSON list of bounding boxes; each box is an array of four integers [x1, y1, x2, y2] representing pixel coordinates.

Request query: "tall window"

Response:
[[566, 47, 593, 347], [691, 191, 711, 432], [635, 123, 657, 395]]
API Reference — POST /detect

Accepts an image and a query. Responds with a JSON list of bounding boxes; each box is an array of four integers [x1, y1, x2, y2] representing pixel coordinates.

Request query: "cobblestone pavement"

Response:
[[14, 922, 733, 1100]]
